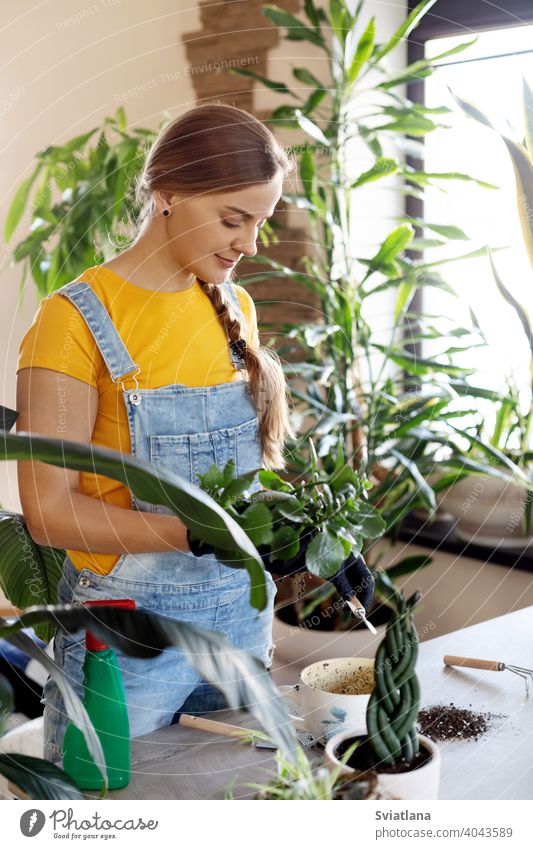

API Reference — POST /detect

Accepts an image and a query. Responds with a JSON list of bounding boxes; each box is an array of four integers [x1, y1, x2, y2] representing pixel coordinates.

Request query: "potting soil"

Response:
[[417, 703, 501, 741]]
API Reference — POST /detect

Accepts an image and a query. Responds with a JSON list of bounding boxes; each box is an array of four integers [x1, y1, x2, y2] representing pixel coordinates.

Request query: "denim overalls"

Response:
[[42, 279, 276, 767]]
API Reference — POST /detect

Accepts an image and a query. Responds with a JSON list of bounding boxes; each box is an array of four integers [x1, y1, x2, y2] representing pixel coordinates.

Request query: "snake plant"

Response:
[[366, 586, 422, 766]]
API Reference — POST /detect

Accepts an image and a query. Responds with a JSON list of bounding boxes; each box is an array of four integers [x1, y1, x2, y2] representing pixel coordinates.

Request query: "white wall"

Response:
[[0, 0, 200, 510]]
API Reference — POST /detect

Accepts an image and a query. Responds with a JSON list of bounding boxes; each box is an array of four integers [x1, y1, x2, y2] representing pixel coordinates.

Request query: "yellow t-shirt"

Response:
[[17, 265, 259, 575]]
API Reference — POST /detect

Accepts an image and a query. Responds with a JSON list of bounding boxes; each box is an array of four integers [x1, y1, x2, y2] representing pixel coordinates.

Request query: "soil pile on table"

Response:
[[417, 703, 500, 741]]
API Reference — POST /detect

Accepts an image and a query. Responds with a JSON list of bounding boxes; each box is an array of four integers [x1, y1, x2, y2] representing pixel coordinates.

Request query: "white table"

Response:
[[104, 606, 533, 800], [416, 605, 533, 800]]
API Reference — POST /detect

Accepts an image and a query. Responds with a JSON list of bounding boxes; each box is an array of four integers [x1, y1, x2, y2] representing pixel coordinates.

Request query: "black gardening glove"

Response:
[[328, 550, 375, 614], [186, 528, 215, 557], [264, 533, 374, 614], [259, 527, 317, 577]]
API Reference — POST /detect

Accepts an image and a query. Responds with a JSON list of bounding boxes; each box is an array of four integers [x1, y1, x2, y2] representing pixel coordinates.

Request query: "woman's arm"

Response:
[[16, 367, 191, 554]]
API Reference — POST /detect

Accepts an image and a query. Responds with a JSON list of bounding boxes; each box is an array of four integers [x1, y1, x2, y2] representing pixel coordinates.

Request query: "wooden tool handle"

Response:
[[348, 594, 364, 611], [178, 713, 253, 738], [443, 655, 505, 671]]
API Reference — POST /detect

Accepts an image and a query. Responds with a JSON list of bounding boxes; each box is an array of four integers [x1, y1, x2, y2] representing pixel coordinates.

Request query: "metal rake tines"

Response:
[[443, 654, 533, 698], [505, 663, 533, 696]]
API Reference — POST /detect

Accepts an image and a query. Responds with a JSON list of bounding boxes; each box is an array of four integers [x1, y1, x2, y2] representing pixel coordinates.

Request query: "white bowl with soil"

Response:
[[325, 730, 440, 801], [280, 657, 376, 742]]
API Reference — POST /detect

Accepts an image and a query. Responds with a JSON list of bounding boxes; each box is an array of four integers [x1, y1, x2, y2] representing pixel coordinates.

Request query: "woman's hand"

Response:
[[327, 551, 375, 614], [264, 533, 375, 614]]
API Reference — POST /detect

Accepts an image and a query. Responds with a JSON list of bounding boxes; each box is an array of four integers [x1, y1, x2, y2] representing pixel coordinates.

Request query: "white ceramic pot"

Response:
[[273, 607, 386, 669], [279, 656, 375, 743], [325, 730, 441, 801], [440, 476, 532, 549]]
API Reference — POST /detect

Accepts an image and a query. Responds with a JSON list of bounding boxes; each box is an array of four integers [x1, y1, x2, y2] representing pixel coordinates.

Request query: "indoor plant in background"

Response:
[[228, 0, 522, 641], [437, 80, 533, 546], [324, 585, 441, 800]]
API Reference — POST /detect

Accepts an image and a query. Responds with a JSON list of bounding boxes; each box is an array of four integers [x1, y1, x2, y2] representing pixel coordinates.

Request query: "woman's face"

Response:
[[156, 173, 284, 284]]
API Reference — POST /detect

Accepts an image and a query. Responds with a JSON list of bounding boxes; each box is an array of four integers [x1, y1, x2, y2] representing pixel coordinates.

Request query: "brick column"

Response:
[[182, 0, 319, 352]]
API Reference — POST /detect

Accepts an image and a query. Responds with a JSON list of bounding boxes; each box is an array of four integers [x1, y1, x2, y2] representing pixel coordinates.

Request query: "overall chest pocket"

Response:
[[148, 418, 262, 494]]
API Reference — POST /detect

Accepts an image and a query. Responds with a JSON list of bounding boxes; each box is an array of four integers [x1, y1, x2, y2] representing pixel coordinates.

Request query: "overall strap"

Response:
[[222, 281, 248, 371], [55, 281, 139, 384]]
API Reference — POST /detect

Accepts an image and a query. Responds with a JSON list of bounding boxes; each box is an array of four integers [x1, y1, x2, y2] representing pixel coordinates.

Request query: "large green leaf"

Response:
[[487, 247, 533, 357], [348, 16, 375, 85], [4, 165, 41, 243], [0, 512, 64, 641], [448, 424, 532, 485], [262, 4, 325, 46], [350, 157, 398, 189], [451, 88, 533, 266], [227, 67, 298, 99], [371, 0, 438, 63], [0, 674, 14, 736], [306, 530, 345, 578], [389, 448, 437, 513], [294, 110, 331, 146], [4, 627, 107, 790], [386, 554, 433, 581], [366, 224, 414, 272], [1, 432, 267, 610], [0, 605, 299, 762], [371, 345, 476, 377], [0, 754, 84, 800]]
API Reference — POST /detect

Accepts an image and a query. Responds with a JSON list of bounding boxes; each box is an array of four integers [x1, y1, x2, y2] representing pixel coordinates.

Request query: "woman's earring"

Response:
[[162, 208, 170, 217]]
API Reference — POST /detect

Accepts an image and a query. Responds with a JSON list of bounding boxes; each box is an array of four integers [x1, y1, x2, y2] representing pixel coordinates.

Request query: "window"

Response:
[[421, 25, 533, 433]]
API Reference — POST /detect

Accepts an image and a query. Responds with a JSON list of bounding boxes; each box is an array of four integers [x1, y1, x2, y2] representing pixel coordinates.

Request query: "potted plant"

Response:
[[227, 741, 396, 800], [185, 439, 413, 663], [227, 0, 530, 629], [324, 585, 441, 800], [437, 81, 533, 546]]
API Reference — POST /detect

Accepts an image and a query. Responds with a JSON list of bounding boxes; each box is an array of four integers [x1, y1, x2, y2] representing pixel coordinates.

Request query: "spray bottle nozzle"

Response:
[[82, 598, 136, 651]]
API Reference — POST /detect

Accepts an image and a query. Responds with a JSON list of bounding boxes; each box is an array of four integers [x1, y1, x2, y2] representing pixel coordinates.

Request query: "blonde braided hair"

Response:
[[200, 280, 294, 470]]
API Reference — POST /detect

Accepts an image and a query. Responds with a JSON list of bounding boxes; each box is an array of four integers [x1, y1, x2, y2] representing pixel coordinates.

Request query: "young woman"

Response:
[[16, 103, 373, 766]]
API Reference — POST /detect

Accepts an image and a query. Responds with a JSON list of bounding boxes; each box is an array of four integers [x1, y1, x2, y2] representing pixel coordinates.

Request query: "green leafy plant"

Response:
[[0, 417, 305, 799], [450, 80, 533, 474], [188, 440, 385, 580], [0, 601, 299, 799], [226, 740, 376, 800], [229, 0, 528, 540], [4, 108, 151, 297], [325, 586, 424, 780]]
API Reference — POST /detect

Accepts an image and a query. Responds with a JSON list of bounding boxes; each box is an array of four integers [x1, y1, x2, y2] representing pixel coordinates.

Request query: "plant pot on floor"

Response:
[[439, 476, 532, 549], [325, 730, 440, 800], [273, 602, 387, 669]]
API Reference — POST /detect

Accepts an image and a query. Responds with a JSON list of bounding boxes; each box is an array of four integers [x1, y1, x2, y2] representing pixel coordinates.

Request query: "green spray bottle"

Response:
[[62, 598, 136, 791]]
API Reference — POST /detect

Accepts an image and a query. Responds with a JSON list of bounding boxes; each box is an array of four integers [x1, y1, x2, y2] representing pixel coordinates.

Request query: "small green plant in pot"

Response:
[[324, 586, 441, 801], [227, 742, 393, 800], [187, 439, 385, 618]]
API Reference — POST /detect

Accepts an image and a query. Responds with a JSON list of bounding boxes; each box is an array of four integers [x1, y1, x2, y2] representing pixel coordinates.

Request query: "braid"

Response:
[[202, 282, 294, 470]]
